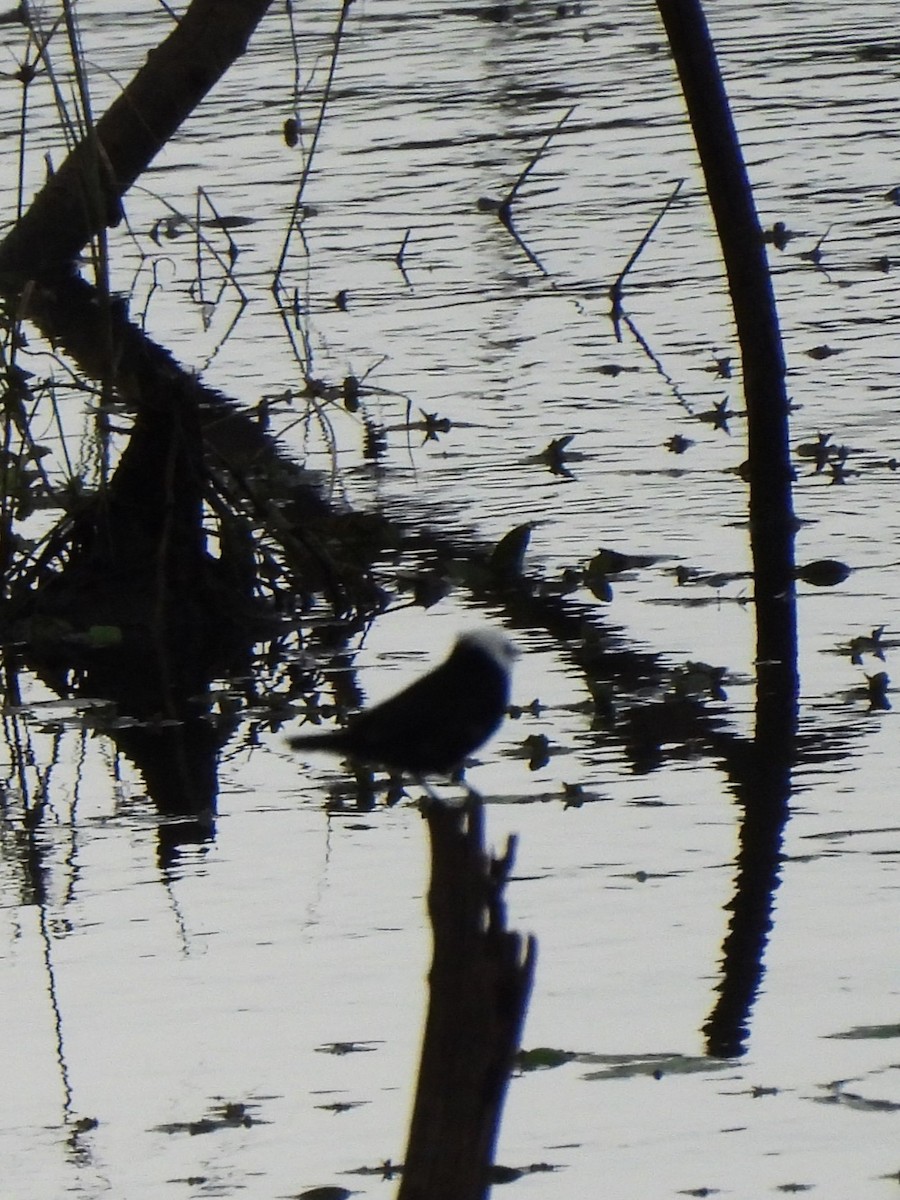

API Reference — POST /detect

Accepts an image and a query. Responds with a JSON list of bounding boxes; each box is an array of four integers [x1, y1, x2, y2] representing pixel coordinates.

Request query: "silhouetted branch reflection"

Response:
[[0, 275, 390, 856], [704, 661, 798, 1057], [6, 348, 261, 853]]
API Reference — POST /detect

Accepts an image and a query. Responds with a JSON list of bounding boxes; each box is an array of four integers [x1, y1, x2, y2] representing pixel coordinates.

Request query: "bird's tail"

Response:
[[287, 729, 343, 751]]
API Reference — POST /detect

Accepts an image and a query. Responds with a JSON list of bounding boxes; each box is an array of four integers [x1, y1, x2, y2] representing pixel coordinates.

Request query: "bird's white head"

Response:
[[455, 627, 519, 670]]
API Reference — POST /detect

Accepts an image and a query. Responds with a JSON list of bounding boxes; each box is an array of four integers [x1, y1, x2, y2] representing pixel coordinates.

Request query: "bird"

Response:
[[287, 628, 518, 777]]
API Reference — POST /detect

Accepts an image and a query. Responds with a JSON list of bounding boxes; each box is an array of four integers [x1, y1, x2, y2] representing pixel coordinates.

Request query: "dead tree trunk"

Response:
[[398, 799, 536, 1200]]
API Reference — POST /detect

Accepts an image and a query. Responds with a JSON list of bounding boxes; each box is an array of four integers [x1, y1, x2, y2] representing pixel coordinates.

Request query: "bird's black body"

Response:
[[288, 629, 516, 775]]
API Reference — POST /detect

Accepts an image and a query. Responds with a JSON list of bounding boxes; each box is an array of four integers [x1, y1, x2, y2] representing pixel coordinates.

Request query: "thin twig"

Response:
[[494, 105, 576, 274], [498, 104, 575, 230], [274, 0, 355, 288], [608, 177, 684, 337], [395, 227, 412, 284]]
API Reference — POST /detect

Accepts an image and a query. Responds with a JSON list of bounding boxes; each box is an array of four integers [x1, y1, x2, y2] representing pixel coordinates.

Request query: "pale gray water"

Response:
[[1, 2, 899, 1197]]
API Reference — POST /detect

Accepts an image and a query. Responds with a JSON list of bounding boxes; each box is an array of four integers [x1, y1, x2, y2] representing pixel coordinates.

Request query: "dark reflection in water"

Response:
[[704, 665, 798, 1058]]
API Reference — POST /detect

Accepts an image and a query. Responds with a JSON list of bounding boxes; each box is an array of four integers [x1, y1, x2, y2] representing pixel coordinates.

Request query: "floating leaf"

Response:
[[696, 398, 733, 431], [294, 1188, 352, 1200], [540, 434, 575, 475], [516, 1046, 577, 1071], [283, 116, 299, 147], [795, 559, 851, 587], [866, 671, 890, 711], [522, 733, 550, 771], [489, 522, 532, 581], [590, 547, 658, 575]]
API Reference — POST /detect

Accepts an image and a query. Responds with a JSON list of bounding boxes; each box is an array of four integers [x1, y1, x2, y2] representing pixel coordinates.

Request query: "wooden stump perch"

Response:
[[398, 798, 537, 1200]]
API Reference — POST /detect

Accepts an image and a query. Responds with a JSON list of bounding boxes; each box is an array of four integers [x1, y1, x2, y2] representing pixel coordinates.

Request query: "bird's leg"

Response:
[[414, 776, 475, 811], [463, 780, 483, 804]]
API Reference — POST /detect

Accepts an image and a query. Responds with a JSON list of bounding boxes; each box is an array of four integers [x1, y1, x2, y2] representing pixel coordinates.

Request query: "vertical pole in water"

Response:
[[655, 0, 797, 701], [655, 0, 799, 1057]]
